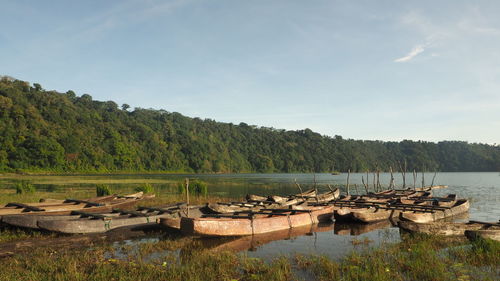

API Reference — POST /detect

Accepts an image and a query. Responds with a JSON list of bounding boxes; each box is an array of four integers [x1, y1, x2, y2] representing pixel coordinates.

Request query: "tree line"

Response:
[[1, 77, 499, 173]]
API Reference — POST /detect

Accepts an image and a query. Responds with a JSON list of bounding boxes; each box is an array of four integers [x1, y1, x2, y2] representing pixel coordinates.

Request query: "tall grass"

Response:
[[14, 182, 36, 194], [96, 184, 112, 196]]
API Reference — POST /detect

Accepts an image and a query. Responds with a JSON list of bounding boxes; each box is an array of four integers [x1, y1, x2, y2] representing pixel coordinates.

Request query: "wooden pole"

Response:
[[389, 166, 395, 190], [185, 178, 190, 217], [361, 176, 369, 194], [346, 169, 351, 195], [413, 170, 416, 191], [376, 170, 381, 191], [313, 174, 319, 203], [366, 171, 369, 192], [354, 184, 359, 195], [372, 172, 376, 192], [421, 166, 425, 188], [398, 160, 406, 189], [294, 178, 305, 201], [431, 171, 437, 186]]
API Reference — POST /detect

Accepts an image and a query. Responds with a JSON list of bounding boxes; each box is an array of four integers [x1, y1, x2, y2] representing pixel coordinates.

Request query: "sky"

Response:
[[1, 0, 499, 144]]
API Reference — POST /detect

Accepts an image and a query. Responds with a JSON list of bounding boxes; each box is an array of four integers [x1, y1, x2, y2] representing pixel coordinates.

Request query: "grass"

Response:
[[0, 233, 498, 281]]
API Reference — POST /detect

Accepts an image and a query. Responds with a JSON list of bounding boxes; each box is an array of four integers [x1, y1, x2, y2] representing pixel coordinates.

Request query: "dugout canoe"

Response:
[[399, 199, 470, 223], [465, 223, 500, 242], [0, 193, 129, 210], [398, 220, 499, 237], [246, 189, 316, 203], [36, 205, 184, 234], [180, 206, 334, 237], [0, 192, 150, 218], [346, 194, 455, 223]]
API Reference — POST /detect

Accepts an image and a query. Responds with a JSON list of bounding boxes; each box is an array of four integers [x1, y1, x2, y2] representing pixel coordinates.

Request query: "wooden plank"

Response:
[[70, 211, 110, 220], [136, 206, 174, 213], [64, 199, 104, 207], [4, 203, 45, 212], [112, 209, 148, 217]]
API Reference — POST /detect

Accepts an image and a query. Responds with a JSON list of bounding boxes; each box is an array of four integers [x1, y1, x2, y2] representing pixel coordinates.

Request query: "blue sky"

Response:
[[1, 0, 499, 144]]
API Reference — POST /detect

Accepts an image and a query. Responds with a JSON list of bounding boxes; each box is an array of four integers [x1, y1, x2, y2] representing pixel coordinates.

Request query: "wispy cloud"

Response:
[[394, 44, 425, 62]]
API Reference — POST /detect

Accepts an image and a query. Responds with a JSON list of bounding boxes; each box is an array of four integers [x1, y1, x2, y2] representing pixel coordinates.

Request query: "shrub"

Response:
[[14, 182, 36, 194], [96, 185, 112, 196], [135, 183, 154, 194], [177, 179, 208, 196]]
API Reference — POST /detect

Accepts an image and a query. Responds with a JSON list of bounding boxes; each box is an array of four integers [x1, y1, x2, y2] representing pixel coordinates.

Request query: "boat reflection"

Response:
[[334, 220, 393, 236], [184, 222, 334, 253]]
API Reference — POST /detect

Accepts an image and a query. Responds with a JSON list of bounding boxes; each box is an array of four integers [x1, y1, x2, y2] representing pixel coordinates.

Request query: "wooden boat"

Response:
[[36, 205, 186, 234], [246, 189, 317, 203], [0, 193, 127, 210], [399, 199, 469, 223], [0, 192, 150, 219], [346, 194, 455, 223], [465, 221, 500, 242], [180, 206, 334, 237], [158, 204, 212, 230], [398, 220, 499, 237]]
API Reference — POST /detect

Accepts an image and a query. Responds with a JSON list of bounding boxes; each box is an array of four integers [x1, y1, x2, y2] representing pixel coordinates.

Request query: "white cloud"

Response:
[[394, 45, 425, 62]]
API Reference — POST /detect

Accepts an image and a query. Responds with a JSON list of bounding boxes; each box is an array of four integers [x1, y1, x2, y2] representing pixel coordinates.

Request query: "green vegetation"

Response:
[[96, 184, 112, 196], [14, 181, 36, 194], [177, 180, 208, 196], [0, 232, 498, 280], [1, 77, 499, 173], [135, 183, 155, 194]]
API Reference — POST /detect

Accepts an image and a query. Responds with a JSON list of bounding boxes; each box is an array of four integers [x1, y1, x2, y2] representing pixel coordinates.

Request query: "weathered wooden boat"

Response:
[[158, 204, 212, 230], [246, 189, 316, 203], [180, 205, 334, 237], [399, 199, 469, 223], [0, 192, 150, 219], [345, 194, 456, 223], [465, 222, 500, 242], [36, 205, 184, 234], [0, 193, 128, 210], [398, 220, 499, 237]]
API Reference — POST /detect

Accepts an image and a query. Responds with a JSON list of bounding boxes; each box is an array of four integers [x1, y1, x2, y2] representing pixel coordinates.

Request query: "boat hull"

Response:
[[181, 206, 334, 237]]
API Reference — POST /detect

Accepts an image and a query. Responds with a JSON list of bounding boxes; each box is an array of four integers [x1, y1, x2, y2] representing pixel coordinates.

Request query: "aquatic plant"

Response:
[[177, 180, 208, 196], [96, 184, 112, 196], [14, 182, 36, 194], [135, 183, 154, 194]]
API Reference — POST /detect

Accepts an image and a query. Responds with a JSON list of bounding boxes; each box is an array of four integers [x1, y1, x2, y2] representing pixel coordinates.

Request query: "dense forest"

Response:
[[1, 76, 499, 173]]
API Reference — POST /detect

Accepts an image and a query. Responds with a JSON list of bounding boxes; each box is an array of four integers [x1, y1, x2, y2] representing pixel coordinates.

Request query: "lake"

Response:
[[1, 172, 499, 260]]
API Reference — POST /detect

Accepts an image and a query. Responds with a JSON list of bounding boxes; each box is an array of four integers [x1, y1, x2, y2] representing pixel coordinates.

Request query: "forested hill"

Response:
[[0, 77, 499, 173]]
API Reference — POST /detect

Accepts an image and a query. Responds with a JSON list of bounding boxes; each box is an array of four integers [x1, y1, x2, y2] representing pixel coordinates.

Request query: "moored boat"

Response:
[[398, 220, 498, 236], [36, 206, 174, 234], [180, 206, 334, 237], [0, 192, 151, 221], [399, 199, 469, 223]]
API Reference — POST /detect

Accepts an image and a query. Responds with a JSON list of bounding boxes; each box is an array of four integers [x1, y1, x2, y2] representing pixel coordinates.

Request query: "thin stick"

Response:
[[294, 178, 305, 201], [398, 160, 406, 189], [376, 170, 381, 191], [346, 169, 351, 195], [361, 176, 369, 194], [313, 174, 319, 203], [354, 184, 359, 195], [389, 166, 395, 190], [413, 170, 416, 191], [431, 171, 437, 186], [185, 178, 190, 218], [421, 166, 425, 188], [373, 172, 376, 192]]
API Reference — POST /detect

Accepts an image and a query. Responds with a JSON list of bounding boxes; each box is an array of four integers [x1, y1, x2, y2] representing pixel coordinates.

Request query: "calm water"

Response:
[[1, 172, 499, 260]]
